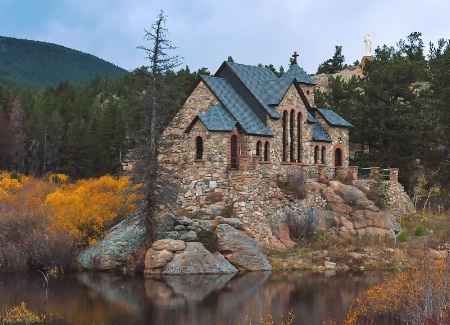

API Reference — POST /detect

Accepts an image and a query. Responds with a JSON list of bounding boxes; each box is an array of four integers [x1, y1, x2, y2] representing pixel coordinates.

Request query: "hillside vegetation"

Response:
[[0, 171, 138, 271], [0, 36, 127, 88], [0, 65, 208, 179], [0, 32, 449, 210], [315, 32, 450, 208]]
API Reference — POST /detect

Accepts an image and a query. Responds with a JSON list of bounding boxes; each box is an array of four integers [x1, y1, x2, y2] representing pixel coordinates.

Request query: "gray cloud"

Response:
[[2, 0, 450, 74]]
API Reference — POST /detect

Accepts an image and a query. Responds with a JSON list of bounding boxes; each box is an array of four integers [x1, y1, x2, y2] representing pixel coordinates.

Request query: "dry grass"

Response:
[[268, 211, 450, 272]]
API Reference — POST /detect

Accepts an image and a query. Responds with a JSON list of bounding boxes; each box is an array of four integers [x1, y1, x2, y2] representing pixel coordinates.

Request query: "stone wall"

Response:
[[353, 179, 415, 217], [157, 76, 412, 251], [157, 161, 413, 251]]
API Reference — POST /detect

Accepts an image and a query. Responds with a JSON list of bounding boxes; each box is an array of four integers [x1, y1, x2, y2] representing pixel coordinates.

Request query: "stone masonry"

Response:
[[157, 61, 411, 251]]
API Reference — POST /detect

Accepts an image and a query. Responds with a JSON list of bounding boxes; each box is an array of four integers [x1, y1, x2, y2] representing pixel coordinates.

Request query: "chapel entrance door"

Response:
[[230, 135, 238, 169]]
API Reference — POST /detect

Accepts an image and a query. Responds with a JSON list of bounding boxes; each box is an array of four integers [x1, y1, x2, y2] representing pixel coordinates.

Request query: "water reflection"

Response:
[[0, 271, 387, 325]]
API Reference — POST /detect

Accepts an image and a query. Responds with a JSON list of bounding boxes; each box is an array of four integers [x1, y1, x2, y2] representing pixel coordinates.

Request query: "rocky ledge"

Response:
[[76, 211, 147, 273], [77, 213, 271, 274], [144, 214, 272, 275]]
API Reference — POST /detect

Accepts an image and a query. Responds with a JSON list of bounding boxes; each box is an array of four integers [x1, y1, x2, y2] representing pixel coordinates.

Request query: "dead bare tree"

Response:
[[127, 10, 181, 243]]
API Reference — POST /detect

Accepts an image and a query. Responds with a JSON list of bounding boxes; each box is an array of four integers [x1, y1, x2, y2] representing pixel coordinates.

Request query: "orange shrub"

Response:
[[44, 175, 138, 246], [0, 171, 139, 270], [344, 253, 450, 325]]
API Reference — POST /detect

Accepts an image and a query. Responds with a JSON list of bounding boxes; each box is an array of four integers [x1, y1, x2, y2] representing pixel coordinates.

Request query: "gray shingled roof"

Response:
[[282, 64, 316, 85], [198, 104, 236, 131], [261, 78, 293, 106], [312, 123, 332, 142], [201, 75, 273, 136], [226, 62, 281, 118], [191, 61, 351, 141], [307, 112, 318, 123], [317, 108, 353, 128]]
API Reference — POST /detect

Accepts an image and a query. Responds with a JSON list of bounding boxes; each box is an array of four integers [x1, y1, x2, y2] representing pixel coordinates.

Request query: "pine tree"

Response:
[[128, 10, 182, 242], [316, 46, 345, 74]]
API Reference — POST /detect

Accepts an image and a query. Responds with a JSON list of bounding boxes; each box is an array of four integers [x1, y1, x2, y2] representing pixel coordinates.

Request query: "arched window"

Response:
[[256, 141, 262, 156], [264, 141, 270, 161], [195, 136, 203, 160], [321, 146, 326, 164], [297, 112, 302, 163], [334, 148, 342, 167], [230, 134, 238, 169], [314, 145, 320, 164], [282, 111, 287, 162], [290, 110, 295, 162]]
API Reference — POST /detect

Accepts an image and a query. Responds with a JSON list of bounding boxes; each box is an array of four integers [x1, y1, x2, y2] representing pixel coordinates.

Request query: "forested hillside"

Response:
[[0, 36, 127, 88], [1, 32, 450, 208], [0, 65, 209, 179], [315, 32, 450, 206]]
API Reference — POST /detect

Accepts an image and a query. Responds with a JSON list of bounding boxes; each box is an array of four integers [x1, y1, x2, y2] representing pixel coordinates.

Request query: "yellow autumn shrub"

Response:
[[0, 302, 45, 324], [44, 175, 138, 246], [0, 175, 22, 193], [0, 171, 139, 270]]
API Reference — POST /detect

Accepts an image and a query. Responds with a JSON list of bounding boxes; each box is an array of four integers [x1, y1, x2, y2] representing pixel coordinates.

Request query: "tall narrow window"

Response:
[[297, 112, 301, 163], [282, 111, 287, 162], [334, 148, 342, 167], [290, 110, 295, 162], [230, 135, 238, 169], [256, 141, 262, 156], [264, 141, 270, 161], [195, 136, 203, 160], [314, 145, 320, 164], [321, 146, 326, 164]]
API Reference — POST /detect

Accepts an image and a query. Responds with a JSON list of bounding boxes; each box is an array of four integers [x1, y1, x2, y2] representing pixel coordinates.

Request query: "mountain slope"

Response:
[[0, 36, 127, 88]]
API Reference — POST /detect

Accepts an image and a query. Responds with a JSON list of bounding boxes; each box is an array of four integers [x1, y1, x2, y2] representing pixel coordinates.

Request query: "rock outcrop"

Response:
[[77, 179, 409, 274], [76, 211, 148, 273], [144, 214, 272, 275], [311, 66, 363, 93], [145, 241, 238, 275], [216, 224, 272, 271], [292, 180, 401, 237]]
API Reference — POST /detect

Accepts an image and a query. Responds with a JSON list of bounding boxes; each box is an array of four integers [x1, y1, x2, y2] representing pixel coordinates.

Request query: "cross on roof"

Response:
[[292, 51, 299, 64]]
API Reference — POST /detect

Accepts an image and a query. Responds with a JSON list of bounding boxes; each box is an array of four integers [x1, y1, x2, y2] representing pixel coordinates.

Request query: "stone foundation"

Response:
[[160, 164, 414, 251]]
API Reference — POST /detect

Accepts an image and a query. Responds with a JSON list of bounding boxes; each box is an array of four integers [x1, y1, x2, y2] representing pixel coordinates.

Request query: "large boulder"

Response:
[[216, 224, 272, 271], [76, 212, 148, 273], [144, 241, 238, 275], [144, 214, 274, 274], [309, 181, 401, 236]]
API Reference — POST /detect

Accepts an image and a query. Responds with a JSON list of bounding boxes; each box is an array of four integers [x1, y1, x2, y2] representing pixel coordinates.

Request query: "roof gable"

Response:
[[282, 64, 315, 85], [201, 75, 272, 136], [224, 62, 281, 118], [261, 78, 293, 106], [198, 104, 236, 131]]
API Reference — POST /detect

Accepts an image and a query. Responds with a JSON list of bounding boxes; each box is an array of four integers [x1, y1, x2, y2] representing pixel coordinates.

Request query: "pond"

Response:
[[0, 271, 388, 325]]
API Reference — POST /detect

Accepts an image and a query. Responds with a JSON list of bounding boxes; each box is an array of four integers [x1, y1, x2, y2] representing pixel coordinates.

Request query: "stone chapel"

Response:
[[159, 57, 353, 224]]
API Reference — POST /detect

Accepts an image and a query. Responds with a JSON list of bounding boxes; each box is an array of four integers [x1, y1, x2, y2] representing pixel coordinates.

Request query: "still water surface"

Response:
[[0, 271, 388, 325]]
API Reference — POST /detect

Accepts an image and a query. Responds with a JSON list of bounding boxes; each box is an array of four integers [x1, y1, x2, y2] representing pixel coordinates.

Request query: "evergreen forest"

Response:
[[315, 32, 450, 206], [0, 65, 209, 180], [1, 32, 450, 206], [0, 36, 127, 88]]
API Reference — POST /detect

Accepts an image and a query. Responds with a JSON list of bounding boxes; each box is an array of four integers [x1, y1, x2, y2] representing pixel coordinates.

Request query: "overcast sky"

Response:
[[2, 0, 450, 75]]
